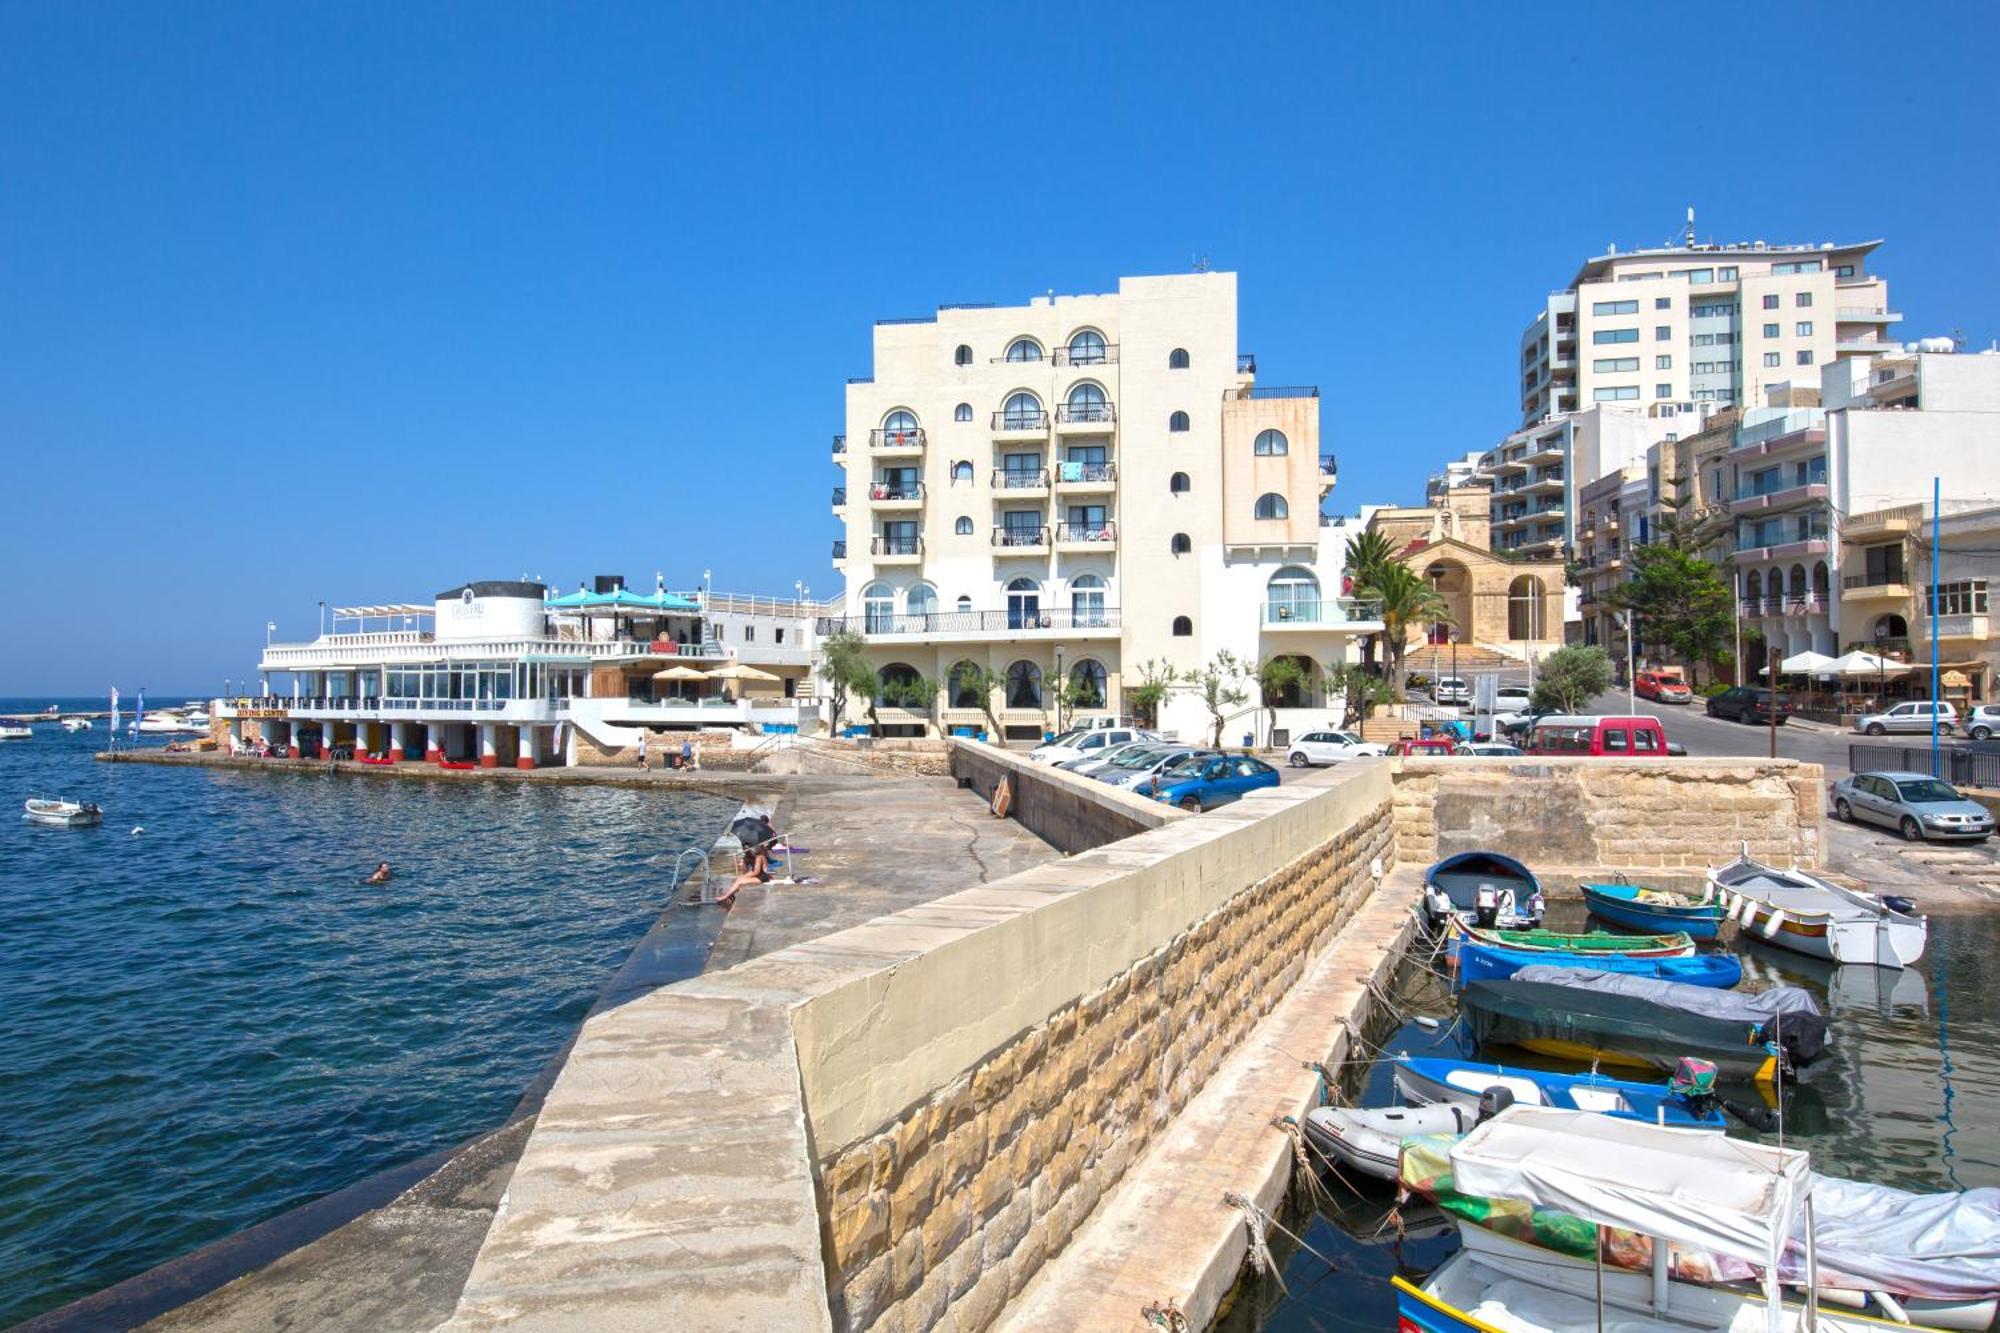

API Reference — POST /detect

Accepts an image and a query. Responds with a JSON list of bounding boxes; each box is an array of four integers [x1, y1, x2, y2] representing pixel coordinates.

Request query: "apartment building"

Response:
[[1839, 500, 2000, 700], [1730, 349, 2000, 660], [822, 272, 1379, 742], [1467, 406, 1653, 560], [1518, 239, 1898, 430], [1572, 466, 1649, 651]]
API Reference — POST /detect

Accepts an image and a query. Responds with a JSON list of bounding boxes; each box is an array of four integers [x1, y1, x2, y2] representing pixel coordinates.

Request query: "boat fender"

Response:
[[1760, 909, 1788, 938], [1413, 1015, 1442, 1031], [1736, 897, 1760, 927], [1870, 1291, 1911, 1324]]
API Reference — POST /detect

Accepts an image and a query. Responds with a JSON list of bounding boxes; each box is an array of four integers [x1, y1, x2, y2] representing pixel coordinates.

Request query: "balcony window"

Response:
[[1254, 493, 1288, 520], [1254, 428, 1288, 456], [1066, 330, 1108, 365], [1064, 382, 1111, 423], [880, 409, 921, 447], [1266, 565, 1320, 622], [1005, 338, 1043, 362], [862, 582, 894, 634], [1071, 574, 1108, 627], [1005, 660, 1043, 709], [1001, 391, 1045, 430]]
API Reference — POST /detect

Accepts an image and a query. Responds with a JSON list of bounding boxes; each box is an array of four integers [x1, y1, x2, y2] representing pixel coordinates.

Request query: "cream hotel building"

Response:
[[822, 272, 1382, 742]]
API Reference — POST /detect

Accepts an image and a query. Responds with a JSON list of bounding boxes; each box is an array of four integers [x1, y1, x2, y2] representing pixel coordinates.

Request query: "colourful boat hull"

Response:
[[1581, 882, 1726, 939], [1455, 941, 1741, 989]]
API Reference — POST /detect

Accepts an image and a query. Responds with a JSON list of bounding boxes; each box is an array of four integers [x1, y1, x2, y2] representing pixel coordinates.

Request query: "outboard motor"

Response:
[[1475, 1085, 1515, 1125], [1475, 881, 1500, 928]]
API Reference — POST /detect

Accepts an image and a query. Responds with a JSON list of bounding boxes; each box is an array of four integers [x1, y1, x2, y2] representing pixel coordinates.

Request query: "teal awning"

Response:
[[544, 588, 701, 612]]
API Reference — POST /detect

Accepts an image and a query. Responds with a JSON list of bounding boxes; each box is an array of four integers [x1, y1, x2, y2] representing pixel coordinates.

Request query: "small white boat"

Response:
[[1301, 1101, 1480, 1181], [25, 797, 103, 827], [61, 718, 90, 732], [136, 712, 203, 735], [0, 725, 30, 741], [1708, 849, 1927, 968]]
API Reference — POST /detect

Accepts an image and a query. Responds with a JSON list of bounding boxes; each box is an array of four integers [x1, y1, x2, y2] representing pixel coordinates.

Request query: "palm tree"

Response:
[[1359, 562, 1451, 695], [1344, 530, 1398, 671]]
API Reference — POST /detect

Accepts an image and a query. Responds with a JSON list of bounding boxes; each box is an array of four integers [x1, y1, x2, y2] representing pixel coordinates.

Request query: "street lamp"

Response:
[[1874, 622, 1890, 707], [1054, 644, 1067, 735], [266, 620, 276, 646]]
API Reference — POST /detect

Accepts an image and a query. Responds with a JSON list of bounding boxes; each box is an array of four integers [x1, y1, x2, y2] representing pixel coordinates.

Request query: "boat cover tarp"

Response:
[[1449, 1106, 1804, 1274], [1510, 965, 1827, 1064], [1403, 1128, 2000, 1301], [1458, 944, 1741, 989]]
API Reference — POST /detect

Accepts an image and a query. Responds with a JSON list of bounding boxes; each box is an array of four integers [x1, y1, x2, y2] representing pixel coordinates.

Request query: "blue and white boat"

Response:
[[1390, 1055, 1727, 1129], [1582, 880, 1728, 939], [1456, 940, 1742, 989], [1422, 851, 1545, 931]]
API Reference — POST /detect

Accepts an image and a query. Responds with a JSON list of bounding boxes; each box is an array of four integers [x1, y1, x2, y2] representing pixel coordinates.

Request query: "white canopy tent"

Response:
[[1450, 1106, 1812, 1333], [1826, 650, 1913, 679], [1762, 650, 1836, 676]]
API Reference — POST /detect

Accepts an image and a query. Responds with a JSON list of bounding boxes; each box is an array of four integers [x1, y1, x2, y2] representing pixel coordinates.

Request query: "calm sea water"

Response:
[[0, 701, 738, 1327], [1237, 903, 2000, 1331]]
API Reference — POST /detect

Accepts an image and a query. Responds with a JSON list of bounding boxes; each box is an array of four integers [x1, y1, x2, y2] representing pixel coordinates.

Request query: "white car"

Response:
[[1964, 705, 2000, 741], [1853, 701, 1957, 737], [1493, 685, 1533, 711], [1434, 676, 1471, 706], [1060, 740, 1162, 778], [1285, 730, 1388, 768], [1031, 727, 1149, 765]]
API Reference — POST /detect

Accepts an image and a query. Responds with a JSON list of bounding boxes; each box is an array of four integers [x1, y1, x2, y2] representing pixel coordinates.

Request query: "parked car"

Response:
[[1389, 737, 1457, 757], [1058, 740, 1158, 777], [1285, 730, 1388, 768], [1455, 742, 1523, 757], [1521, 714, 1669, 757], [1144, 754, 1281, 811], [1966, 705, 2000, 741], [1853, 700, 1957, 737], [1104, 746, 1217, 789], [1434, 676, 1471, 706], [1031, 727, 1150, 765], [1492, 684, 1533, 712], [1634, 671, 1694, 704], [1498, 708, 1548, 739], [1705, 687, 1793, 726], [1832, 770, 1995, 843]]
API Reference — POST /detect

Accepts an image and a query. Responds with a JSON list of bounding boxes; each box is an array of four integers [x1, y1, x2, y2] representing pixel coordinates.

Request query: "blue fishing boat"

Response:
[[1421, 851, 1545, 931], [1456, 939, 1742, 989], [1390, 1054, 1726, 1128], [1581, 879, 1727, 939]]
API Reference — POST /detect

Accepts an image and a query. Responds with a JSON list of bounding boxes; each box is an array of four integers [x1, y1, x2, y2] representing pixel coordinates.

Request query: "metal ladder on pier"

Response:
[[669, 845, 718, 903]]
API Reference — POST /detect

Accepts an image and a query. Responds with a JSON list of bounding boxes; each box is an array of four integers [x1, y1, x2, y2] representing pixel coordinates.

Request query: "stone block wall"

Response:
[[814, 795, 1396, 1331], [1391, 757, 1825, 870], [948, 738, 1176, 854]]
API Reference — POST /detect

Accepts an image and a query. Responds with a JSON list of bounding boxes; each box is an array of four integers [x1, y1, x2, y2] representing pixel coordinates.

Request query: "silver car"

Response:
[[1853, 701, 1957, 736], [1101, 746, 1217, 790], [1831, 770, 1995, 842], [1965, 705, 2000, 741]]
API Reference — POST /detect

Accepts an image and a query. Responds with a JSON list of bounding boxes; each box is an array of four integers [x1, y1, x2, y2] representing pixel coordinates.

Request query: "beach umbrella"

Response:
[[651, 665, 708, 681], [703, 663, 781, 682], [1826, 650, 1912, 678]]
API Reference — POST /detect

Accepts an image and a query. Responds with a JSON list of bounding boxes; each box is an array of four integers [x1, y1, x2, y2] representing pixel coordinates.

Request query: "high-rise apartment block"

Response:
[[821, 272, 1381, 742], [1518, 238, 1897, 429]]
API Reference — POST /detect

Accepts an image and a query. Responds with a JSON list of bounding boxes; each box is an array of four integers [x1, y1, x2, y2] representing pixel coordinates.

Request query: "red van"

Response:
[[1523, 714, 1670, 757]]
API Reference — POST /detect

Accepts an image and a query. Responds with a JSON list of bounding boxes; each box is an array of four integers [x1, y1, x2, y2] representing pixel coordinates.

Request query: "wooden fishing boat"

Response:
[[1453, 921, 1697, 958], [1582, 880, 1728, 939], [24, 797, 103, 827], [1456, 940, 1741, 989], [1708, 850, 1927, 968], [1421, 851, 1545, 931]]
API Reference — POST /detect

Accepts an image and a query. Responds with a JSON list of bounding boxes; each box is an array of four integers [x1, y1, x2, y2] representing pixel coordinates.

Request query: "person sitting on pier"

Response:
[[365, 861, 392, 885]]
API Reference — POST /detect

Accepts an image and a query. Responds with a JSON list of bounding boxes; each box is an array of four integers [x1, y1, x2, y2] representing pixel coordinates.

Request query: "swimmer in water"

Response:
[[365, 861, 392, 885]]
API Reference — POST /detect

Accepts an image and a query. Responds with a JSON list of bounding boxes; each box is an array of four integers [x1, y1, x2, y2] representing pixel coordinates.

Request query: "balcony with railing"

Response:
[[1261, 598, 1385, 630], [831, 485, 846, 511], [1841, 572, 1912, 600], [1237, 353, 1257, 374], [1835, 306, 1899, 323], [1846, 504, 1923, 536], [1055, 402, 1117, 430], [831, 434, 847, 461], [1052, 344, 1119, 367], [991, 525, 1050, 553], [832, 539, 847, 561], [1053, 461, 1116, 490], [1729, 480, 1827, 513], [870, 426, 926, 452], [991, 410, 1049, 438], [993, 468, 1051, 495], [1931, 613, 1990, 642], [1054, 520, 1117, 549], [870, 534, 923, 562], [866, 481, 925, 508], [1237, 385, 1319, 400], [1730, 409, 1825, 457], [815, 608, 1121, 640]]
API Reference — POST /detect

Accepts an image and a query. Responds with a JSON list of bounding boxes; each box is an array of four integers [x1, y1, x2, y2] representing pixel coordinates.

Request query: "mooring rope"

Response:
[[1271, 1115, 1334, 1210], [1221, 1191, 1289, 1296], [1140, 1299, 1191, 1332]]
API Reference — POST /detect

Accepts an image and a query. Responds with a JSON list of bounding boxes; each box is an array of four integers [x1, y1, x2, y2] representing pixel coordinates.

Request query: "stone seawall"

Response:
[[1391, 756, 1825, 871], [947, 739, 1178, 853], [813, 784, 1395, 1330]]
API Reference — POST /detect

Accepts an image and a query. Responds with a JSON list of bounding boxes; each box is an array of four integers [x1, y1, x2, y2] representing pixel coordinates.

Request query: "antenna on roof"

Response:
[[1191, 253, 1210, 273], [1685, 206, 1696, 248]]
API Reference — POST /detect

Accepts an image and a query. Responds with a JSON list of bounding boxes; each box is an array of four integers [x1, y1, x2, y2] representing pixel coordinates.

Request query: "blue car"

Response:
[[1143, 753, 1281, 811]]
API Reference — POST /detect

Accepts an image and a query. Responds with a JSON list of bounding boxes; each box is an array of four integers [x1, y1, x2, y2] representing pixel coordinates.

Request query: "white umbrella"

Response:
[[703, 663, 781, 682], [1826, 650, 1912, 678], [1759, 650, 1837, 676], [651, 665, 708, 681]]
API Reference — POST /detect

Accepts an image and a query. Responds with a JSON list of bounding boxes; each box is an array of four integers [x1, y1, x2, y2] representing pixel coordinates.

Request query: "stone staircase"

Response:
[[1401, 643, 1520, 676]]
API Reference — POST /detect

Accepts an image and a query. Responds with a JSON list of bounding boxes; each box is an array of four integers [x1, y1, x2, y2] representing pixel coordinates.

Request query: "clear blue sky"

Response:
[[3, 3, 1994, 694]]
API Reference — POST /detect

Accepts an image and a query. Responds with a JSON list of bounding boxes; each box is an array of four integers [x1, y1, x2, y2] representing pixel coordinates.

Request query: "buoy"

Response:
[[1760, 909, 1788, 938], [1414, 1015, 1442, 1031]]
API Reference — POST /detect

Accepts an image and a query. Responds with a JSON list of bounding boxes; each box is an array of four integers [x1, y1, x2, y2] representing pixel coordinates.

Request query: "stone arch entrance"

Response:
[[1508, 575, 1548, 641], [1420, 559, 1473, 644]]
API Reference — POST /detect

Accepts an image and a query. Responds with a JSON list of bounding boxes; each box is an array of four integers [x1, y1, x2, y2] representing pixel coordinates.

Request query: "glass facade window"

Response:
[[1594, 386, 1640, 401], [1593, 357, 1639, 372], [1593, 299, 1639, 315]]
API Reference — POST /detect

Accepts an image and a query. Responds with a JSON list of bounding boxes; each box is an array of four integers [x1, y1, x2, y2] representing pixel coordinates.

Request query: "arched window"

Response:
[[1005, 337, 1044, 362], [1169, 410, 1190, 432], [1005, 576, 1042, 631], [862, 582, 894, 634], [1812, 561, 1829, 599], [1876, 613, 1909, 639], [1745, 570, 1763, 601], [881, 408, 919, 446], [1172, 615, 1193, 637], [1002, 390, 1045, 430], [954, 344, 972, 367], [948, 659, 984, 709], [1170, 532, 1191, 555], [1067, 329, 1107, 365], [955, 594, 971, 612], [953, 402, 972, 423], [1070, 573, 1107, 626], [906, 584, 937, 624], [1168, 347, 1190, 370], [877, 662, 923, 707], [1254, 429, 1289, 457], [1266, 566, 1321, 623], [1170, 472, 1191, 494], [1068, 659, 1107, 710], [1254, 493, 1289, 520], [954, 516, 974, 536], [1066, 381, 1108, 421], [1788, 564, 1808, 598], [951, 460, 973, 484], [1005, 660, 1043, 709], [1507, 575, 1547, 641]]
